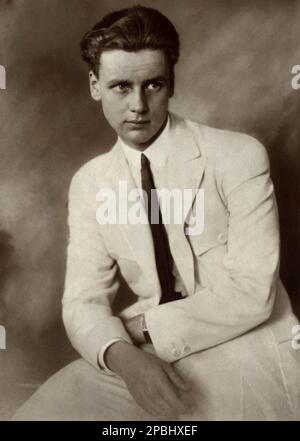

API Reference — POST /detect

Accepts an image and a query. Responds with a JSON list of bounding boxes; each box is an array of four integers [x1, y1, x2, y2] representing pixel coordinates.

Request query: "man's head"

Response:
[[80, 5, 180, 149]]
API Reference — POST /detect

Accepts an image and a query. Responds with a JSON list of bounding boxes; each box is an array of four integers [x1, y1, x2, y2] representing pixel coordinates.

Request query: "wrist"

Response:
[[105, 340, 138, 377], [105, 340, 129, 374], [124, 314, 146, 345]]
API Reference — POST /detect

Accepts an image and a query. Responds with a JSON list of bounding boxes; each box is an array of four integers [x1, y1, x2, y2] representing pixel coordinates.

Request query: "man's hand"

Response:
[[124, 314, 145, 345], [105, 340, 193, 419]]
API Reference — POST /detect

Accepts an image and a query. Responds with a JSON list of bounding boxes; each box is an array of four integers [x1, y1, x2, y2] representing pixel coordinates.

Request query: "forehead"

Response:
[[99, 49, 169, 81]]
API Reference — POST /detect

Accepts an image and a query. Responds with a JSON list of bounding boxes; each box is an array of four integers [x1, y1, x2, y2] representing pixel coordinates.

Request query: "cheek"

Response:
[[149, 97, 169, 121], [150, 93, 169, 111], [101, 98, 124, 125]]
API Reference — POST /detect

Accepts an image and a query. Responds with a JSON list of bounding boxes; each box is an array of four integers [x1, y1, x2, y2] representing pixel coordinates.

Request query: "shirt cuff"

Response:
[[97, 337, 131, 375]]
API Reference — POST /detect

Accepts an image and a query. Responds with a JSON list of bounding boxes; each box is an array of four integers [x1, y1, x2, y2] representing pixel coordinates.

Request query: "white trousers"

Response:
[[12, 326, 300, 421]]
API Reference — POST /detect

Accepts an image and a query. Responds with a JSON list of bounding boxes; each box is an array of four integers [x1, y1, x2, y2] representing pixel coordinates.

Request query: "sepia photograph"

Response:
[[0, 0, 300, 422]]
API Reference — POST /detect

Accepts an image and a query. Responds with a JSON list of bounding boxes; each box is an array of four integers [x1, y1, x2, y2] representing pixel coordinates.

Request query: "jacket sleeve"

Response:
[[145, 137, 280, 363], [62, 169, 132, 370]]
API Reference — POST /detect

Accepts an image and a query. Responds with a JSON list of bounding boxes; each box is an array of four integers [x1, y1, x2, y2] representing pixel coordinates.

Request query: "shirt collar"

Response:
[[119, 115, 171, 169]]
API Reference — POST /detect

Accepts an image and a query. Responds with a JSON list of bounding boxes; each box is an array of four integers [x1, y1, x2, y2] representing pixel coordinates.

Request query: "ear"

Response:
[[89, 71, 102, 101]]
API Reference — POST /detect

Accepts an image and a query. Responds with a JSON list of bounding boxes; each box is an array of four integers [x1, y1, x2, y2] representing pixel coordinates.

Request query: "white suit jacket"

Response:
[[62, 113, 298, 369]]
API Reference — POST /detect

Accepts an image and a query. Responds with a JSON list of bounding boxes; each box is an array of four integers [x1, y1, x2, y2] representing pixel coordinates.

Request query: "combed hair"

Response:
[[80, 5, 180, 94]]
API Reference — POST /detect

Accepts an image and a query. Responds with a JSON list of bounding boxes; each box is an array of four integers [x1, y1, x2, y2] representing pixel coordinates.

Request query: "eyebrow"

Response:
[[143, 76, 167, 84], [106, 76, 167, 87]]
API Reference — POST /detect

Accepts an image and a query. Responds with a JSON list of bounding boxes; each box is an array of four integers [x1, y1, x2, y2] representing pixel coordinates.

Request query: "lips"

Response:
[[125, 120, 150, 130], [126, 120, 150, 124]]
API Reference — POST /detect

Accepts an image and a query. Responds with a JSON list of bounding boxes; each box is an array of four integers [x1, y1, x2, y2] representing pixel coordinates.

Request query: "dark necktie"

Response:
[[140, 153, 182, 304]]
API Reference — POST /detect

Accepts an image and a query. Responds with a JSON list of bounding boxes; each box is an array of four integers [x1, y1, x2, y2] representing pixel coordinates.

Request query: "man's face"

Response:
[[90, 49, 171, 150]]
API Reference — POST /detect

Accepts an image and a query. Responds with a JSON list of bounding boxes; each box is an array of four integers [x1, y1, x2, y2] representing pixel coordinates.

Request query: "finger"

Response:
[[155, 403, 175, 420], [158, 378, 188, 416], [166, 365, 191, 392], [166, 378, 194, 415], [145, 391, 174, 419], [136, 395, 166, 419], [134, 382, 175, 418]]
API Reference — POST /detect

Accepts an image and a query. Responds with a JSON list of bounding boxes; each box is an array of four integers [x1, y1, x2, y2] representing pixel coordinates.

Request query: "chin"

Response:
[[126, 132, 154, 147]]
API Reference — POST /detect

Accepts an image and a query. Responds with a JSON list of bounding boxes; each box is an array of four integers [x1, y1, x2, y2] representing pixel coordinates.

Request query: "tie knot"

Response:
[[141, 153, 150, 168]]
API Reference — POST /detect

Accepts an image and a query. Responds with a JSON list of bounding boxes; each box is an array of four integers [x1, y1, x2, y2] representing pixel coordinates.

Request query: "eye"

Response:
[[146, 82, 162, 91], [112, 83, 129, 92]]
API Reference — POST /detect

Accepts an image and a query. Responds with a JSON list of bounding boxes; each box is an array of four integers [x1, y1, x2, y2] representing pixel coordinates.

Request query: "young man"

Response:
[[14, 5, 300, 420]]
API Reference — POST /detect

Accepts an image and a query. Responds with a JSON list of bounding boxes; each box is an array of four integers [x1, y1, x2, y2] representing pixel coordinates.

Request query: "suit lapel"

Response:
[[164, 114, 207, 295]]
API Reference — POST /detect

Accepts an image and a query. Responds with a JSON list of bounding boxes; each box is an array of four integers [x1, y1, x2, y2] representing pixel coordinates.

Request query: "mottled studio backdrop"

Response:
[[0, 0, 299, 419]]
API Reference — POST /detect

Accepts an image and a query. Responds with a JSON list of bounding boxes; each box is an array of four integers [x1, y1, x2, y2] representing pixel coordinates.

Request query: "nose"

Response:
[[129, 88, 148, 114]]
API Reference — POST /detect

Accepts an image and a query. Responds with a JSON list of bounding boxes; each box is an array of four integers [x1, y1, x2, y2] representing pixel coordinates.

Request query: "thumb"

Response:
[[166, 366, 191, 392]]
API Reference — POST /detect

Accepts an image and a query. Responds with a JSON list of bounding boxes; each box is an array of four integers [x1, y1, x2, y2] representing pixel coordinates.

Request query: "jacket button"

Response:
[[183, 345, 191, 354], [171, 348, 181, 357], [217, 232, 227, 244]]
